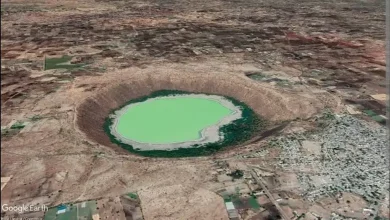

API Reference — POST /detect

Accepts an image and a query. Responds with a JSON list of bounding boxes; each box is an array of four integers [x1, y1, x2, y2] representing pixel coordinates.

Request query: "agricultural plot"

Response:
[[44, 201, 97, 220]]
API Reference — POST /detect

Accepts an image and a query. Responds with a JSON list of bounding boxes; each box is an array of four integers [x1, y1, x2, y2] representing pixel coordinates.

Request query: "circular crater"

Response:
[[76, 71, 323, 157]]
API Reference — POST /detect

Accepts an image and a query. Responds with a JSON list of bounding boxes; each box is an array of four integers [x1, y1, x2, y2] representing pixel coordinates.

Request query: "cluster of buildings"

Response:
[[275, 115, 389, 207]]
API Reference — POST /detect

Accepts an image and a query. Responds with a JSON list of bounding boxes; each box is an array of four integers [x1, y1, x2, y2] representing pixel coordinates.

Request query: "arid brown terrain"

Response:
[[1, 0, 388, 219]]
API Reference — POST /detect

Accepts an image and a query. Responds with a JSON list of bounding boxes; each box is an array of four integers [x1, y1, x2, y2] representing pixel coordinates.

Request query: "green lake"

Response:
[[114, 96, 234, 144]]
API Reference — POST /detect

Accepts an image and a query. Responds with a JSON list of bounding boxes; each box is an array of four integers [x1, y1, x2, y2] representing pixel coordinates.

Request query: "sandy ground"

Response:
[[1, 0, 387, 219]]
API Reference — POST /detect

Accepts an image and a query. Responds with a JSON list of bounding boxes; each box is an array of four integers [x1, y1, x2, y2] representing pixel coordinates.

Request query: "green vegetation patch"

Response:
[[29, 115, 43, 122], [248, 196, 260, 210], [44, 55, 85, 71], [1, 128, 15, 137], [10, 121, 25, 129], [224, 194, 240, 203], [127, 192, 139, 200], [227, 170, 244, 179], [371, 115, 386, 123], [247, 73, 268, 81], [104, 90, 264, 158], [363, 109, 377, 117], [2, 121, 28, 137], [44, 201, 97, 220], [223, 197, 232, 203], [363, 109, 386, 124]]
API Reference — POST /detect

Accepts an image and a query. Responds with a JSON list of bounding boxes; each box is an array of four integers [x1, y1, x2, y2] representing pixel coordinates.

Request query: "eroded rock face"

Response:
[[75, 63, 334, 155]]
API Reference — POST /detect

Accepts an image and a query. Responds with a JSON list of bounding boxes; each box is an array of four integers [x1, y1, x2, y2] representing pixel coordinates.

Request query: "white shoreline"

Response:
[[109, 94, 243, 151]]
